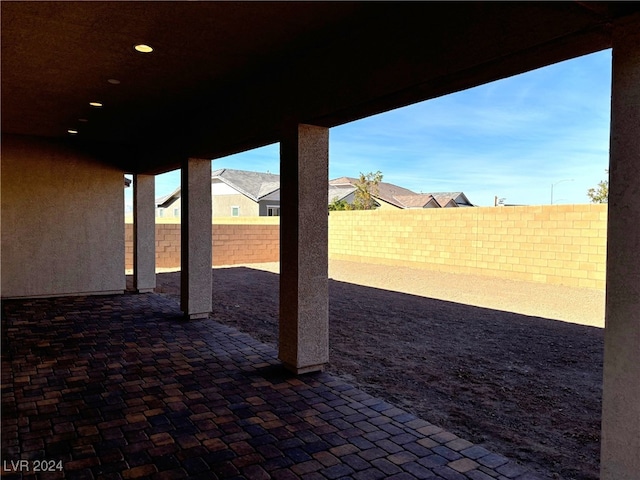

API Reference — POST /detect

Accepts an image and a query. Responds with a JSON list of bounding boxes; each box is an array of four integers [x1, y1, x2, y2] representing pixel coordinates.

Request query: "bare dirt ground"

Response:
[[148, 260, 605, 480]]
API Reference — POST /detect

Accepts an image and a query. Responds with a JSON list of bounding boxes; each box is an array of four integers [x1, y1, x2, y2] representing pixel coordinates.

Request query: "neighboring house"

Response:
[[155, 170, 474, 218], [328, 183, 358, 206], [155, 188, 182, 218], [328, 176, 417, 209], [156, 168, 281, 218], [393, 194, 441, 209], [328, 177, 474, 209], [430, 192, 474, 208]]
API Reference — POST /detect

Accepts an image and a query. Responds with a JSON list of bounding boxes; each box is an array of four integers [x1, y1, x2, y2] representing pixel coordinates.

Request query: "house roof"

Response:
[[329, 177, 417, 209], [156, 168, 280, 207], [257, 181, 281, 199], [394, 194, 441, 208], [327, 178, 476, 208], [212, 168, 280, 202], [156, 187, 182, 208], [431, 192, 474, 207], [328, 184, 356, 203], [155, 171, 475, 209]]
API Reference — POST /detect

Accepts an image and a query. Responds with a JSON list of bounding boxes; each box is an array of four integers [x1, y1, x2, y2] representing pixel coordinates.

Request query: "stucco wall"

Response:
[[1, 134, 125, 298], [157, 197, 181, 219], [155, 196, 278, 219], [213, 194, 259, 217], [329, 204, 607, 289]]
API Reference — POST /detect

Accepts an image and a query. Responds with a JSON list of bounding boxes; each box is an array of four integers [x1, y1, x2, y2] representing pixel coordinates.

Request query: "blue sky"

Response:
[[130, 49, 611, 208]]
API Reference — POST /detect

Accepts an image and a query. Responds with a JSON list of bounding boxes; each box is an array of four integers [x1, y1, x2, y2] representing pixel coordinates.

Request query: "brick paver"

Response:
[[1, 293, 547, 479]]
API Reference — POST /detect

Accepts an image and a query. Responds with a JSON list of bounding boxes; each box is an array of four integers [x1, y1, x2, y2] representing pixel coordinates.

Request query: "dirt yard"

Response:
[[149, 260, 605, 480]]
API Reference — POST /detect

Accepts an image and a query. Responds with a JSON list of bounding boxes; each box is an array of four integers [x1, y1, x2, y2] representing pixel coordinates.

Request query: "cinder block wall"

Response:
[[125, 205, 607, 289], [125, 218, 279, 269], [212, 221, 279, 265], [328, 204, 607, 289], [155, 224, 181, 268]]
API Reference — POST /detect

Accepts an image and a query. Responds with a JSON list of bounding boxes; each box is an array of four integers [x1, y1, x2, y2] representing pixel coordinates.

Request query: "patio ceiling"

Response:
[[2, 2, 638, 173]]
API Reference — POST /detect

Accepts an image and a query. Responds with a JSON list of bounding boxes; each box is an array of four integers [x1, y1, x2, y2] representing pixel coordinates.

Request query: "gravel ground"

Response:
[[241, 260, 605, 328]]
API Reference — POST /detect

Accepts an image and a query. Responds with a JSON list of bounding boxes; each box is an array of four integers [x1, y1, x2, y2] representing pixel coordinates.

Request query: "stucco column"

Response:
[[279, 124, 329, 374], [133, 174, 156, 293], [180, 158, 212, 319], [600, 15, 640, 480]]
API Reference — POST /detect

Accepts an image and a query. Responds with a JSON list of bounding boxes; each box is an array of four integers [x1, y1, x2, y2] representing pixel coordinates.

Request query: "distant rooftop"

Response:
[[329, 176, 417, 208], [156, 170, 473, 208], [212, 168, 280, 201]]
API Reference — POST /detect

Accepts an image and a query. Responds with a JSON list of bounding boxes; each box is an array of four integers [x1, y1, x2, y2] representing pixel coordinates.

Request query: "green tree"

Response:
[[587, 170, 609, 204], [353, 171, 383, 210]]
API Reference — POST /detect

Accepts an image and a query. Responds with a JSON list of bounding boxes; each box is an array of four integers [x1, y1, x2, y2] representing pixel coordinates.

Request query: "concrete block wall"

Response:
[[328, 204, 607, 289], [125, 217, 279, 270], [125, 205, 606, 289], [212, 222, 279, 265], [156, 224, 181, 268]]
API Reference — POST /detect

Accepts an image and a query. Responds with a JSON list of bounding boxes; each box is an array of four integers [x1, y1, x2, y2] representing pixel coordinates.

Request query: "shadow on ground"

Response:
[[150, 267, 603, 480]]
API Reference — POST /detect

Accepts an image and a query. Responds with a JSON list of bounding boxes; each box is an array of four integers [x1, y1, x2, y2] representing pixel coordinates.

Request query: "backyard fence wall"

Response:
[[329, 204, 607, 289], [125, 204, 607, 289], [124, 217, 279, 270]]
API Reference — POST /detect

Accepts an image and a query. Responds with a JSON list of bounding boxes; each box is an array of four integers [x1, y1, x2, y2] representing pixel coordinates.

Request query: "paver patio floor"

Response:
[[2, 292, 544, 479]]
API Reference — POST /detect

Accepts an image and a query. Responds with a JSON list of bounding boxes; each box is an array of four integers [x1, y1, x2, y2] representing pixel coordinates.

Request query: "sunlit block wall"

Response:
[[125, 205, 607, 289], [328, 204, 607, 289]]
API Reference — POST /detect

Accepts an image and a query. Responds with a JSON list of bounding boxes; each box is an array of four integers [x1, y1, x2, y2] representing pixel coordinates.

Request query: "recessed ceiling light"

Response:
[[89, 102, 103, 107], [68, 129, 78, 134], [134, 44, 153, 53], [107, 78, 121, 85], [78, 118, 88, 123]]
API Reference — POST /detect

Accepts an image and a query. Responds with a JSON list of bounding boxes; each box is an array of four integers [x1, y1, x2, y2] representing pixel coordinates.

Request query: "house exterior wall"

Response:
[[157, 197, 181, 218], [258, 200, 281, 216], [329, 204, 607, 289], [155, 194, 277, 218], [1, 134, 125, 298], [213, 194, 259, 217]]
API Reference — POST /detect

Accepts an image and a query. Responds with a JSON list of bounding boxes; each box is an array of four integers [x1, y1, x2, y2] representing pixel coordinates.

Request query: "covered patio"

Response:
[[2, 293, 536, 479]]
